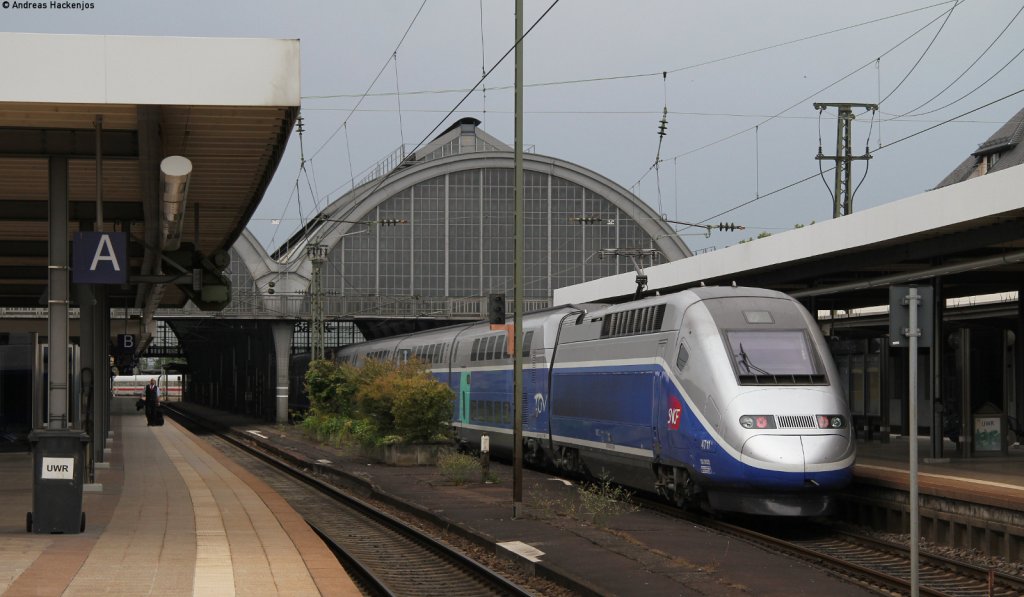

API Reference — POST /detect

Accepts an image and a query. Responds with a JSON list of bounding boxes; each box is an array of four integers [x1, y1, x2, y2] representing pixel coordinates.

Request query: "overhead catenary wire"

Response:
[[889, 43, 1024, 121], [878, 0, 962, 107], [393, 52, 406, 149], [631, 2, 963, 192], [690, 87, 1024, 229], [346, 0, 563, 211], [269, 0, 430, 252], [309, 0, 428, 162], [890, 2, 1024, 120], [302, 2, 957, 102], [479, 0, 488, 129]]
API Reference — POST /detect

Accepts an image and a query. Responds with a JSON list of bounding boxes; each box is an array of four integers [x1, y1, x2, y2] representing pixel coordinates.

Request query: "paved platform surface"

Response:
[[0, 413, 358, 597], [853, 435, 1024, 508]]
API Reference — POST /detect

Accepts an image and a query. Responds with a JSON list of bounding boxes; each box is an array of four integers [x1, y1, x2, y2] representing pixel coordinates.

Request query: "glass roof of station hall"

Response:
[[270, 117, 690, 266]]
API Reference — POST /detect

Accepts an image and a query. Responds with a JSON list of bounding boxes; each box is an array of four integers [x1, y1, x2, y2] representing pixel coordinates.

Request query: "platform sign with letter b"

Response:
[[117, 334, 135, 351]]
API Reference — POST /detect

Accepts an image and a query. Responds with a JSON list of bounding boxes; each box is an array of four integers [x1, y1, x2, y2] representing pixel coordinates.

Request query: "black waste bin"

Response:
[[27, 429, 90, 534]]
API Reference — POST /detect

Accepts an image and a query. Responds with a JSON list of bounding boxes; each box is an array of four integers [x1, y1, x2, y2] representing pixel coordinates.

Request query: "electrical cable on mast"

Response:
[[294, 114, 328, 361], [813, 102, 877, 218], [653, 72, 668, 216]]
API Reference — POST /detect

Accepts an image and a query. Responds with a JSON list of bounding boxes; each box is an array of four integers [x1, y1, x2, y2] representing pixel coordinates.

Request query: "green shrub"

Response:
[[390, 375, 454, 442], [304, 359, 358, 418], [437, 450, 482, 485], [350, 417, 381, 448], [573, 474, 639, 525], [302, 357, 455, 449]]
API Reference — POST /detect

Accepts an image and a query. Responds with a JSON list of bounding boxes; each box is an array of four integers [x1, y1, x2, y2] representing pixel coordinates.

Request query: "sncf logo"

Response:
[[667, 395, 683, 430]]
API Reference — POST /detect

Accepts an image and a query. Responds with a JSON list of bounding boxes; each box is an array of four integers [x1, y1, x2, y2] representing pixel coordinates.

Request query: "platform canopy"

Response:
[[0, 33, 300, 310], [554, 164, 1024, 311]]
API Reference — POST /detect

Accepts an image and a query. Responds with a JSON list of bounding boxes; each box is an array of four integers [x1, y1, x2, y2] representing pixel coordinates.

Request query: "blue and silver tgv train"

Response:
[[336, 286, 855, 516]]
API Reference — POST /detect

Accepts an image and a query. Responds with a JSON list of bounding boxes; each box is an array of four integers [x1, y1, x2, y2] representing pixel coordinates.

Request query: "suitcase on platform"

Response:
[[153, 408, 164, 426]]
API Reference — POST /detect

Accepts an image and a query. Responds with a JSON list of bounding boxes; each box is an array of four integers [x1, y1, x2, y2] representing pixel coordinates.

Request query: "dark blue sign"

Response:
[[73, 232, 127, 284]]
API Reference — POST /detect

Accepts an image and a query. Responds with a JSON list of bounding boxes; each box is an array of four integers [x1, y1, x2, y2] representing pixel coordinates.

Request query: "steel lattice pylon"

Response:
[[306, 243, 328, 361]]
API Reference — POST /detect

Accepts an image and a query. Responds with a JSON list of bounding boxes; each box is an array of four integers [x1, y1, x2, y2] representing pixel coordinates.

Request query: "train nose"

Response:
[[741, 435, 804, 470], [741, 434, 854, 473], [802, 433, 855, 467]]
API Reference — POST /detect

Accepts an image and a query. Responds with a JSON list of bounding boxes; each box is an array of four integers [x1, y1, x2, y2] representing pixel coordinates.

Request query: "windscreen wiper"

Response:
[[737, 343, 771, 376]]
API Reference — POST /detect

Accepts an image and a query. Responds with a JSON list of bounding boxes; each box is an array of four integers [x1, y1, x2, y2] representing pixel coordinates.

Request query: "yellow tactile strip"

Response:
[[156, 429, 236, 596], [181, 422, 359, 597]]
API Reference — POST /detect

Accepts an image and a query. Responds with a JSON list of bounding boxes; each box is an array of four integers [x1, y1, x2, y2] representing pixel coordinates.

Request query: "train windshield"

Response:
[[725, 330, 825, 384]]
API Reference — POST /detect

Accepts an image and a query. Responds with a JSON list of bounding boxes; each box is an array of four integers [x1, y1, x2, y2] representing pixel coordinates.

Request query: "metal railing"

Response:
[[158, 294, 551, 321], [3, 296, 553, 323]]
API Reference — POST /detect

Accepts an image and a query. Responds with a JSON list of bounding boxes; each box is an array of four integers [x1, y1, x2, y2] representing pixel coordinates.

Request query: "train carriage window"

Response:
[[485, 336, 497, 360], [502, 402, 511, 424], [471, 338, 481, 361], [676, 341, 690, 370], [498, 333, 508, 359], [521, 331, 534, 357]]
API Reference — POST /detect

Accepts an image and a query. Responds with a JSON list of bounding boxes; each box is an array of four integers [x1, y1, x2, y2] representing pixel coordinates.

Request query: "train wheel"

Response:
[[558, 447, 584, 475], [673, 468, 696, 510]]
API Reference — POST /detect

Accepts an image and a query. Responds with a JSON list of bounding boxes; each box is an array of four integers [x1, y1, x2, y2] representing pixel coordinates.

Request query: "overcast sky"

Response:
[[6, 0, 1024, 255]]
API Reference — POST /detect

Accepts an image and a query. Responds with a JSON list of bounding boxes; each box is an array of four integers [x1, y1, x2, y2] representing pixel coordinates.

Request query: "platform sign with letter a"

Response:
[[72, 231, 127, 284]]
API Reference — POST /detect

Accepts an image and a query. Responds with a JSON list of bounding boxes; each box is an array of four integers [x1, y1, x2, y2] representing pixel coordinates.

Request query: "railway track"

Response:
[[637, 496, 1024, 596], [167, 406, 532, 597]]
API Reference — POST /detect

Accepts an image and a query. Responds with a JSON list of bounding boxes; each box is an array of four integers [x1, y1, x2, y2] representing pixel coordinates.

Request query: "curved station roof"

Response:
[[226, 118, 691, 337]]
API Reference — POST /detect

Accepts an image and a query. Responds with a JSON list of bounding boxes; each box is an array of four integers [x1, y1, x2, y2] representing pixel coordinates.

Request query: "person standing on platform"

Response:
[[144, 378, 161, 426]]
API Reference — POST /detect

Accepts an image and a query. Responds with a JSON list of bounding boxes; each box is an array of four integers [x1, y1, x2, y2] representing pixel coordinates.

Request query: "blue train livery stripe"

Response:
[[444, 360, 851, 492]]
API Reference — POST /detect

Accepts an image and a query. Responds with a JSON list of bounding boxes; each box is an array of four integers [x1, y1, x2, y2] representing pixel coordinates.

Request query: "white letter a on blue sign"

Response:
[[90, 234, 121, 272]]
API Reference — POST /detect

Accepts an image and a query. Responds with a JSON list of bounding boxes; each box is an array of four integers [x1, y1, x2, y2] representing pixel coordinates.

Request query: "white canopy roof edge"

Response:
[[0, 32, 300, 107]]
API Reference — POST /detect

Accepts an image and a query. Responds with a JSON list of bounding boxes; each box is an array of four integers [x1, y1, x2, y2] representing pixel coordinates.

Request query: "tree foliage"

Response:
[[303, 357, 454, 446]]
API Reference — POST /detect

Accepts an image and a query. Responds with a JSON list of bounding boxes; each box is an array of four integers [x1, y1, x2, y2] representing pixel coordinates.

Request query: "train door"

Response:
[[659, 335, 691, 462], [458, 370, 471, 424]]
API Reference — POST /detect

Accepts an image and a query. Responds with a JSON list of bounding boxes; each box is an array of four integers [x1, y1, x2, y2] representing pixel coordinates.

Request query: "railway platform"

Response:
[[0, 413, 358, 597], [848, 435, 1024, 561], [854, 436, 1024, 507], [159, 403, 878, 596]]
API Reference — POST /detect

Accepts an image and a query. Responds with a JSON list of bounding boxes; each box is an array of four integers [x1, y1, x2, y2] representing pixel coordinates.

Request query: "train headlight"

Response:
[[816, 415, 846, 429], [739, 415, 776, 429]]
